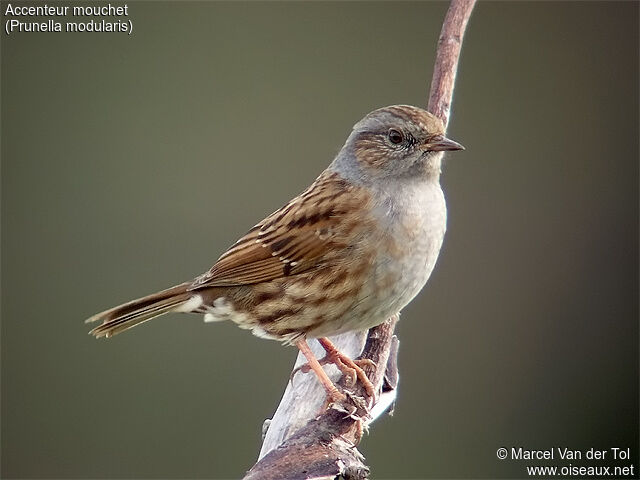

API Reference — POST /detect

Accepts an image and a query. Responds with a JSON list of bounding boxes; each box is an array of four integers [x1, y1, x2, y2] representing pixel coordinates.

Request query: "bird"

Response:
[[86, 105, 464, 403]]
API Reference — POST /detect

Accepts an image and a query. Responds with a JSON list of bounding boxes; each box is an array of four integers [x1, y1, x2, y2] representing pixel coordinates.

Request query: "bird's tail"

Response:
[[86, 282, 197, 338]]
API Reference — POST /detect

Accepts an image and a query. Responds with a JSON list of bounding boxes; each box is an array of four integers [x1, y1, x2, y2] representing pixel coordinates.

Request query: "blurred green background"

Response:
[[2, 1, 638, 478]]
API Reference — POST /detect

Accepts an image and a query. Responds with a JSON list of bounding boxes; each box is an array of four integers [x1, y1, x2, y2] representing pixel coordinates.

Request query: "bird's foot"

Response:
[[317, 337, 376, 398], [293, 338, 377, 406]]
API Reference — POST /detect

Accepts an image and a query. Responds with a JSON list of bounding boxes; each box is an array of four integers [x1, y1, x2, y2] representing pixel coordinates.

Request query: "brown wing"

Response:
[[190, 171, 371, 288]]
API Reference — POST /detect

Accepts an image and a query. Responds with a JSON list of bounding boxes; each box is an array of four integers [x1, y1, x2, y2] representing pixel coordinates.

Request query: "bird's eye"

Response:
[[388, 129, 404, 145]]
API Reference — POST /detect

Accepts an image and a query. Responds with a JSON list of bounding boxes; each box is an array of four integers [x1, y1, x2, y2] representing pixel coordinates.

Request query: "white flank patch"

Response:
[[203, 297, 232, 323], [204, 313, 223, 323], [213, 297, 232, 314], [251, 325, 278, 340], [173, 294, 203, 312], [202, 296, 255, 328]]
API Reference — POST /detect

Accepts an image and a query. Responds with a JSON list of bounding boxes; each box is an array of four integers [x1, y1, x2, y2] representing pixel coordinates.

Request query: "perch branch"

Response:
[[428, 0, 476, 127], [244, 1, 476, 478]]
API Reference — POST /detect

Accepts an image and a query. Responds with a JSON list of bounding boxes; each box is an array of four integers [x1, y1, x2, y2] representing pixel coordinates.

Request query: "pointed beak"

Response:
[[423, 134, 465, 152]]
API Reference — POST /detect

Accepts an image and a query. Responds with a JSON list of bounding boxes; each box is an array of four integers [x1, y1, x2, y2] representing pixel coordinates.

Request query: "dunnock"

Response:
[[87, 105, 464, 402]]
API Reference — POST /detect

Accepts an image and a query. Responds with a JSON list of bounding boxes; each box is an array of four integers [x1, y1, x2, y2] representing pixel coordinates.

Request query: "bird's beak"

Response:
[[423, 134, 465, 152]]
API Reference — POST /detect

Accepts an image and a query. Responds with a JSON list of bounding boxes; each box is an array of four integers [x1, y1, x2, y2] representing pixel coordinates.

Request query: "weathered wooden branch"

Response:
[[246, 318, 398, 480], [244, 2, 476, 478]]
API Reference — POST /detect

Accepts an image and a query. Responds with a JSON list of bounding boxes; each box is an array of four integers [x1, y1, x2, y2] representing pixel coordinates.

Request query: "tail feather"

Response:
[[86, 282, 195, 338]]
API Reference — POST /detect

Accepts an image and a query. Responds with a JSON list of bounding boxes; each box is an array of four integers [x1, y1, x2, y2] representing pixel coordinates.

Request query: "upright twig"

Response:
[[244, 1, 476, 478], [428, 0, 476, 127]]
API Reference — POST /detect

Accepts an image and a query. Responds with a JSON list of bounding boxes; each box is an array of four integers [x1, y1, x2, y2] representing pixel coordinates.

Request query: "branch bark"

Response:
[[244, 2, 476, 478], [428, 0, 476, 127]]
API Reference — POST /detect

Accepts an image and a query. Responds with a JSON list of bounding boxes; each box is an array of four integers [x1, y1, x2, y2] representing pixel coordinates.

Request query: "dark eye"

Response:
[[388, 129, 404, 145]]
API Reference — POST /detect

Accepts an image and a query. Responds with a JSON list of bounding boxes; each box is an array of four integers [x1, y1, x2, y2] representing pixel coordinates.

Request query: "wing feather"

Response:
[[190, 171, 370, 289]]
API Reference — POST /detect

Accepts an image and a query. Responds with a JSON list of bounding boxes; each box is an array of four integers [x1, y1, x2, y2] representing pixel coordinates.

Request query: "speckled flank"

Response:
[[191, 170, 377, 343]]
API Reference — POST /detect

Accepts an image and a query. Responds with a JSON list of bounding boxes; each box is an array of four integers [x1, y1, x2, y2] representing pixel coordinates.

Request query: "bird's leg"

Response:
[[295, 338, 346, 404], [290, 348, 354, 383], [317, 337, 376, 398]]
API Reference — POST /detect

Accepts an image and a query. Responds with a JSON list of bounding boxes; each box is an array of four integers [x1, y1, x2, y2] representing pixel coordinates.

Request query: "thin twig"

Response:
[[244, 1, 476, 477], [428, 0, 476, 128]]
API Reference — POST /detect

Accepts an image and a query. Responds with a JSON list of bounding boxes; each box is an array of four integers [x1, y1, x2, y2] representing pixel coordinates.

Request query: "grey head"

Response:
[[332, 105, 464, 183]]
